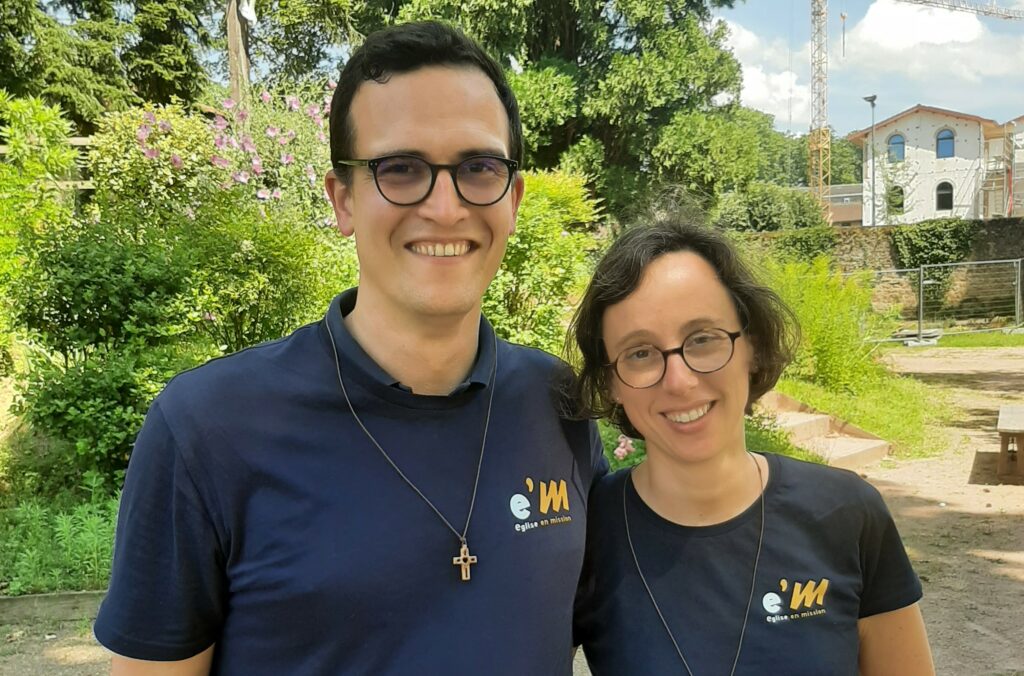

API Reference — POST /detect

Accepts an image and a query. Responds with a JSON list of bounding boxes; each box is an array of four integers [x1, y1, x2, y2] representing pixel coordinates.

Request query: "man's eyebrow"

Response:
[[363, 148, 511, 161]]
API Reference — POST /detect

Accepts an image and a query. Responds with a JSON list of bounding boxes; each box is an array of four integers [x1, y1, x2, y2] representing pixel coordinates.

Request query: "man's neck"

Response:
[[343, 296, 482, 396]]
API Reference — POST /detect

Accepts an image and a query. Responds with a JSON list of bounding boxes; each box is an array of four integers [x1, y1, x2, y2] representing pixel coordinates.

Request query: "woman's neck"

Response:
[[631, 450, 767, 527]]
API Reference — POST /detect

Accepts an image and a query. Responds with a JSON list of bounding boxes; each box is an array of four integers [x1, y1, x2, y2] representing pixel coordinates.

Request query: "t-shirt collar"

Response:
[[322, 288, 494, 395]]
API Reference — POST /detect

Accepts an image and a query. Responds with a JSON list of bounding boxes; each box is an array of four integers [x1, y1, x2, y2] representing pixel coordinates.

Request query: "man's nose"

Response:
[[416, 168, 469, 224]]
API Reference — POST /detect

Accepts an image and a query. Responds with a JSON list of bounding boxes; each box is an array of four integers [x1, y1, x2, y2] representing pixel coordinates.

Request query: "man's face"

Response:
[[325, 65, 524, 322]]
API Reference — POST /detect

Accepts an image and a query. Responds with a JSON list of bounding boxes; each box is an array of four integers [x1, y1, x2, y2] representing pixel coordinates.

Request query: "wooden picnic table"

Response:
[[997, 405, 1024, 478]]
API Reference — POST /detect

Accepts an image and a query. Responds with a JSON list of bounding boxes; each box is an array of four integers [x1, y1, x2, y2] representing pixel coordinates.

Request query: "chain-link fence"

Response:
[[859, 258, 1023, 342]]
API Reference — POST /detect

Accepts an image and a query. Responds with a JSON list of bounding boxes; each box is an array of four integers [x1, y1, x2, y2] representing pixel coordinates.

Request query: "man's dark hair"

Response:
[[329, 21, 523, 175], [567, 216, 799, 438]]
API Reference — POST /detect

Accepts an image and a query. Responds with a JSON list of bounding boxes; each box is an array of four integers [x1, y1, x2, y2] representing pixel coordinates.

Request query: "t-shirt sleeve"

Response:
[[93, 399, 226, 661], [857, 482, 923, 618]]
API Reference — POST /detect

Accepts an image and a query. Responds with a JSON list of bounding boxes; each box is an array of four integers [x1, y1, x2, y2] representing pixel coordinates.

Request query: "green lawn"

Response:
[[934, 331, 1024, 348], [775, 374, 951, 459]]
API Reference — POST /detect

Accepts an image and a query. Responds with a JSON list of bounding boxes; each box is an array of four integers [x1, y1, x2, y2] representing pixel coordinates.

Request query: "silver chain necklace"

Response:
[[324, 315, 498, 582], [623, 452, 765, 676]]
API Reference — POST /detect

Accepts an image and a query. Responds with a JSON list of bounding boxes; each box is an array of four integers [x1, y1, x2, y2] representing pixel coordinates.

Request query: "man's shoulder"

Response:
[[159, 322, 323, 414]]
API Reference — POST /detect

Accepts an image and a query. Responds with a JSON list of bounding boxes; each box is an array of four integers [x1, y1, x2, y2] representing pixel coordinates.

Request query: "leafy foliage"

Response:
[[767, 257, 886, 393], [0, 475, 117, 595], [890, 218, 978, 305], [485, 171, 600, 354], [712, 182, 829, 232], [0, 94, 78, 373]]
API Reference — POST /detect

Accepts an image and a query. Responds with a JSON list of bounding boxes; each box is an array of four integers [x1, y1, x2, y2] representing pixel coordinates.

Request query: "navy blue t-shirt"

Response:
[[94, 290, 607, 674], [574, 452, 922, 675]]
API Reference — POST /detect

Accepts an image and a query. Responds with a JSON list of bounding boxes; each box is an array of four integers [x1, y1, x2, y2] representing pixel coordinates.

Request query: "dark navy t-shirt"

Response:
[[94, 290, 607, 674], [574, 453, 922, 676]]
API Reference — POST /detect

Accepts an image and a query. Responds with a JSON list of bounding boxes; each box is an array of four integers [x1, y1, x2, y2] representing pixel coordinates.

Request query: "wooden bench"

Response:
[[997, 405, 1024, 478]]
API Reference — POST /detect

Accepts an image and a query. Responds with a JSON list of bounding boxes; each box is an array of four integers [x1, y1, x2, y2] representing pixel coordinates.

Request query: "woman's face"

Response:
[[601, 250, 754, 465]]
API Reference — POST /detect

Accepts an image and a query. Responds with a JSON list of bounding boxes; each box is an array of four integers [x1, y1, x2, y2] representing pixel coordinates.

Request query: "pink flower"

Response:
[[210, 155, 231, 169], [277, 129, 296, 145], [213, 115, 229, 131], [256, 188, 271, 201], [251, 157, 263, 175], [143, 111, 157, 124], [304, 164, 317, 185], [285, 95, 300, 111], [240, 135, 257, 154], [142, 147, 160, 160], [265, 126, 279, 138], [158, 120, 172, 133], [327, 80, 337, 90], [280, 153, 294, 166], [271, 188, 282, 200], [136, 125, 152, 143], [236, 109, 249, 123], [317, 131, 327, 144], [232, 171, 250, 184], [170, 154, 184, 169], [612, 434, 636, 461], [306, 104, 321, 119], [214, 134, 227, 149], [222, 98, 236, 110], [260, 91, 272, 103], [228, 136, 240, 150]]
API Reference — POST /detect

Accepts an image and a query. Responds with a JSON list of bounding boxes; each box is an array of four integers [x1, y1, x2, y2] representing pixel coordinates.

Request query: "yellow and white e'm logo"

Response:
[[509, 477, 570, 520]]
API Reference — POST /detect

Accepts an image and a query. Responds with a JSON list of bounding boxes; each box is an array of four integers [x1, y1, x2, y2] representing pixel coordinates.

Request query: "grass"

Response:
[[775, 374, 952, 459], [934, 331, 1024, 348]]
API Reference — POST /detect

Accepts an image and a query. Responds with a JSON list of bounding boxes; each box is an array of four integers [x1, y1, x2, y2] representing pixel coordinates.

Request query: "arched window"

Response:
[[936, 182, 953, 210], [888, 186, 905, 214], [887, 134, 905, 162], [936, 129, 955, 158]]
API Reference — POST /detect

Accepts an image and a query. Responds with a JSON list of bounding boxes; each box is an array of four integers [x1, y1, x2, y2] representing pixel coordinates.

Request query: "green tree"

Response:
[[123, 0, 212, 105], [0, 1, 137, 131], [361, 0, 743, 215]]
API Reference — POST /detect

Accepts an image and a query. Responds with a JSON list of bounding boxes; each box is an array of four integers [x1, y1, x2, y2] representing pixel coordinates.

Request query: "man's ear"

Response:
[[508, 172, 525, 236], [324, 169, 355, 237]]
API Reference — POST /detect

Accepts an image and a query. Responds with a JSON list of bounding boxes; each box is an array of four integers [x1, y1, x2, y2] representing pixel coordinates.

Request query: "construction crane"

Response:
[[807, 0, 1024, 214]]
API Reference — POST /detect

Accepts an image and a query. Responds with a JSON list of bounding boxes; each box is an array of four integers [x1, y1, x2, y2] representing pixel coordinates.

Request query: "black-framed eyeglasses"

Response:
[[333, 154, 519, 207], [606, 328, 743, 389]]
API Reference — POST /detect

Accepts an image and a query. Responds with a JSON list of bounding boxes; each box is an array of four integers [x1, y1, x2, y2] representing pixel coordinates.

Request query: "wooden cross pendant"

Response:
[[452, 542, 478, 582]]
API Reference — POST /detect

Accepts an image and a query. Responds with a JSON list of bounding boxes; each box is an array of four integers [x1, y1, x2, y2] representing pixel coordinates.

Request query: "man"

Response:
[[93, 20, 606, 675]]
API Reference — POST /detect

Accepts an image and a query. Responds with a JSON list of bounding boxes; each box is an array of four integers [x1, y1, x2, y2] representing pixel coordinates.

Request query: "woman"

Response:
[[570, 217, 934, 675]]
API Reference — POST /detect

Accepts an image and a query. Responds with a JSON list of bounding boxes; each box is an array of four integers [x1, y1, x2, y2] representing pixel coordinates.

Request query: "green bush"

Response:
[[15, 216, 193, 362], [0, 474, 117, 595], [484, 170, 600, 354], [0, 93, 78, 376], [712, 182, 828, 232], [890, 217, 978, 306], [187, 192, 354, 353], [13, 344, 204, 482], [768, 257, 885, 393]]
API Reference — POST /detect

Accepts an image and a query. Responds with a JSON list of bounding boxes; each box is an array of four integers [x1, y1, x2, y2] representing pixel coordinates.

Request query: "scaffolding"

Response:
[[981, 124, 1024, 218], [808, 0, 831, 210]]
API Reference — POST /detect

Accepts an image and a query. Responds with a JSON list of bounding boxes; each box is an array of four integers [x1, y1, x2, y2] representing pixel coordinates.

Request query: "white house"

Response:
[[848, 105, 1023, 226]]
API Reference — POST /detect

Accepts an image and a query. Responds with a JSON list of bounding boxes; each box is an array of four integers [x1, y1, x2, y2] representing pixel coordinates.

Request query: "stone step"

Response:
[[774, 411, 831, 443], [799, 435, 891, 471]]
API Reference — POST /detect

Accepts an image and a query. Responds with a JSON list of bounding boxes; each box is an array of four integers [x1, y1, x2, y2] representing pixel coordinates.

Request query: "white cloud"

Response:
[[739, 65, 811, 129], [722, 19, 811, 131], [838, 0, 1024, 82]]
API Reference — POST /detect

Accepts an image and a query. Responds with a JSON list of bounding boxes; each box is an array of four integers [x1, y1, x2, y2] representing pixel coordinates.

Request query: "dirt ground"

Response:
[[3, 348, 1024, 675], [866, 347, 1024, 676]]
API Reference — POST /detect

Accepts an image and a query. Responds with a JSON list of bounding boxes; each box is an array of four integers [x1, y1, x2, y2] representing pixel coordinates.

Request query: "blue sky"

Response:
[[714, 0, 1024, 135]]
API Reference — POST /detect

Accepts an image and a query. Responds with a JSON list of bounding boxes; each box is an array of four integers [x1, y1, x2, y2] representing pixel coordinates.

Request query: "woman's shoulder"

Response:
[[764, 452, 889, 515]]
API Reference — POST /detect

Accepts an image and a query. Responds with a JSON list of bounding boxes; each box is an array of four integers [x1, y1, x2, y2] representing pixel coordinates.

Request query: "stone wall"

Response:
[[750, 217, 1024, 273]]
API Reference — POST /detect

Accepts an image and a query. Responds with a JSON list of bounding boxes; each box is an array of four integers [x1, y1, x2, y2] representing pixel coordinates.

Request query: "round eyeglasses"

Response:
[[607, 328, 743, 389], [333, 154, 518, 207]]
